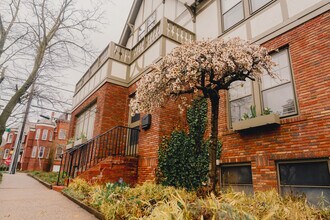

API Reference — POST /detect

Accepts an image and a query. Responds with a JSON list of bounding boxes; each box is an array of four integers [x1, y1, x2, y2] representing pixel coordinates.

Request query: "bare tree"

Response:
[[0, 0, 104, 145]]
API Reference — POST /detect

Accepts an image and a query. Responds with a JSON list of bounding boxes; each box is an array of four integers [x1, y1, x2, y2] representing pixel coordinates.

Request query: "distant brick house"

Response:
[[1, 114, 70, 172], [63, 0, 329, 202]]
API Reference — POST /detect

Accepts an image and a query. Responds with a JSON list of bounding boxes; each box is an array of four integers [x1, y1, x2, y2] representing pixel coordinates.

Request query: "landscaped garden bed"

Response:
[[63, 179, 330, 220], [28, 171, 61, 188]]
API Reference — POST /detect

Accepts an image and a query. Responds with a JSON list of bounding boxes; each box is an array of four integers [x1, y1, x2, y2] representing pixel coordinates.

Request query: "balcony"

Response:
[[73, 18, 195, 108]]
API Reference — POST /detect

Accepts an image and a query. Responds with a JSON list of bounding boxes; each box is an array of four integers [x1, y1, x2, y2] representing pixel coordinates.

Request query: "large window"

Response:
[[59, 129, 67, 140], [55, 146, 64, 160], [221, 0, 244, 31], [250, 0, 272, 12], [229, 80, 254, 123], [42, 130, 48, 140], [137, 11, 156, 41], [221, 164, 253, 194], [261, 49, 297, 117], [3, 149, 10, 159], [31, 146, 38, 158], [38, 146, 45, 158], [278, 160, 330, 204], [229, 48, 297, 125], [49, 132, 53, 141], [75, 104, 96, 140]]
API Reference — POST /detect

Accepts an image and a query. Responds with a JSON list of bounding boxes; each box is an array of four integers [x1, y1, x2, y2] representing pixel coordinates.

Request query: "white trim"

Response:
[[31, 146, 38, 158]]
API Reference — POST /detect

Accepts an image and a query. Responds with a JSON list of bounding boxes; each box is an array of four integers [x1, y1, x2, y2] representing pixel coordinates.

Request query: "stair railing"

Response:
[[57, 126, 139, 185]]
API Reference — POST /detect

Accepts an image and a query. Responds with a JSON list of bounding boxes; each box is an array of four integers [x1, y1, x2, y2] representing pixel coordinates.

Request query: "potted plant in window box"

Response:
[[66, 138, 74, 150], [232, 106, 280, 131]]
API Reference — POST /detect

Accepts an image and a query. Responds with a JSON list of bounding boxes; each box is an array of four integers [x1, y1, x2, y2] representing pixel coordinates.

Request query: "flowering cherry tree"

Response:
[[130, 38, 275, 191]]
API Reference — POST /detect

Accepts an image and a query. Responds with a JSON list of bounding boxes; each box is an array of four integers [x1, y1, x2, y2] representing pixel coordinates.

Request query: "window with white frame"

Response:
[[35, 129, 41, 140], [59, 129, 67, 140], [46, 148, 50, 159], [229, 81, 254, 123], [250, 0, 272, 13], [38, 146, 45, 158], [31, 146, 38, 158], [138, 24, 145, 41], [75, 104, 96, 140], [220, 164, 253, 194], [41, 129, 48, 140], [228, 48, 297, 125], [7, 133, 13, 143], [278, 159, 330, 204], [221, 0, 244, 31], [49, 132, 53, 141], [3, 149, 10, 159]]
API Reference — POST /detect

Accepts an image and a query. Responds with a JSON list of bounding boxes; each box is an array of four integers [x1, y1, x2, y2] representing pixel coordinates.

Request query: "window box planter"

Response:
[[232, 114, 280, 131], [74, 138, 87, 146]]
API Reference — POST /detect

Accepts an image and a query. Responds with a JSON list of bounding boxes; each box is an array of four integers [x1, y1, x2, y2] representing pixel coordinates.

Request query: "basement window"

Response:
[[278, 159, 330, 204], [220, 164, 253, 194]]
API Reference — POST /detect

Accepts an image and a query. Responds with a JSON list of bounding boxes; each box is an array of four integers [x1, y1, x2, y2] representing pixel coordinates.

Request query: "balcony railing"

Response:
[[57, 126, 139, 185], [75, 18, 196, 93]]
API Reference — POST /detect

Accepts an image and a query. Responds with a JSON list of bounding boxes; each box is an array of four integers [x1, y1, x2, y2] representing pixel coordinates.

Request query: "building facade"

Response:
[[1, 114, 70, 172], [65, 0, 329, 201]]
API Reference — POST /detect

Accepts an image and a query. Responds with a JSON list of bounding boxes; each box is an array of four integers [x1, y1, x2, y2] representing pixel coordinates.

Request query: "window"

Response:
[[55, 146, 64, 160], [31, 146, 38, 158], [221, 0, 244, 31], [59, 129, 67, 140], [46, 148, 50, 159], [250, 0, 272, 13], [278, 160, 330, 204], [137, 11, 156, 41], [229, 48, 297, 125], [7, 133, 13, 143], [38, 146, 45, 158], [3, 149, 10, 159], [229, 81, 254, 123], [221, 164, 253, 194], [49, 132, 53, 141], [261, 49, 297, 117], [74, 104, 96, 140], [35, 129, 41, 140], [42, 130, 48, 140]]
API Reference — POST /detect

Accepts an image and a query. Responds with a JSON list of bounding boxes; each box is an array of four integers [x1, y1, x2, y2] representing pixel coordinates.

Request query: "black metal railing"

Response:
[[57, 126, 139, 185]]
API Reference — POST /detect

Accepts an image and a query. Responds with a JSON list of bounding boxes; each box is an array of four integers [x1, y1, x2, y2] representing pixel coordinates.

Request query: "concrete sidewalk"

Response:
[[0, 173, 97, 220]]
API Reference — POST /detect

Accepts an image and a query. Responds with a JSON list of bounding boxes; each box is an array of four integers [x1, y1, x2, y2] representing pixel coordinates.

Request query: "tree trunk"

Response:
[[209, 91, 220, 192]]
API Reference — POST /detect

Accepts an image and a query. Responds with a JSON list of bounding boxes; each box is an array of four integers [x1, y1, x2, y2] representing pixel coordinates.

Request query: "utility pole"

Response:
[[9, 81, 35, 174]]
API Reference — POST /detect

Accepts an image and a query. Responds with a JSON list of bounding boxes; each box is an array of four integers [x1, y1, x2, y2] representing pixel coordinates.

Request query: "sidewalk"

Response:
[[0, 173, 97, 220]]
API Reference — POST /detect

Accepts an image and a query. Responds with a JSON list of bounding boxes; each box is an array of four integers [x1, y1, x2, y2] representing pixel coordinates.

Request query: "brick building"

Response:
[[63, 0, 329, 202], [1, 114, 70, 172]]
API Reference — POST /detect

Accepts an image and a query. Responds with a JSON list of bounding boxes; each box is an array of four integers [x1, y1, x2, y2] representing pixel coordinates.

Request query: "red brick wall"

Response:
[[69, 82, 129, 139], [219, 12, 330, 191]]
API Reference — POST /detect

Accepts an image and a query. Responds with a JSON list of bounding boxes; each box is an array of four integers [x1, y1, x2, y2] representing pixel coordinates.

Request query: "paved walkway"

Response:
[[0, 173, 97, 220]]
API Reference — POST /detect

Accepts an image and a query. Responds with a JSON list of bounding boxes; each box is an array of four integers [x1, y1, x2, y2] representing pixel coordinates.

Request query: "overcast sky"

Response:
[[63, 0, 134, 90]]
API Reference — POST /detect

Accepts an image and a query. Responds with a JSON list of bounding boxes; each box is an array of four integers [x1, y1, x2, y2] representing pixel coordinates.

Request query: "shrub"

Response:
[[158, 98, 210, 190]]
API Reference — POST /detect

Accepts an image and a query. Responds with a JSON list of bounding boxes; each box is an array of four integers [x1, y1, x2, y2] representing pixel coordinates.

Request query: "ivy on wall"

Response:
[[158, 98, 221, 190]]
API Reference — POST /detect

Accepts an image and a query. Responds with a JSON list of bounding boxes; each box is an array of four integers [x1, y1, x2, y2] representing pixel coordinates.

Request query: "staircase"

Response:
[[57, 126, 139, 185]]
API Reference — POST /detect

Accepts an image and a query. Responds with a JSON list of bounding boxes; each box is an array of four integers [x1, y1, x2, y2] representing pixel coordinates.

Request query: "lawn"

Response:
[[63, 179, 330, 220], [29, 171, 59, 185]]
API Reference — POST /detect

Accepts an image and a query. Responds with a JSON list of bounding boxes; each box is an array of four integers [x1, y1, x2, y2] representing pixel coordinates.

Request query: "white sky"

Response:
[[62, 0, 134, 90]]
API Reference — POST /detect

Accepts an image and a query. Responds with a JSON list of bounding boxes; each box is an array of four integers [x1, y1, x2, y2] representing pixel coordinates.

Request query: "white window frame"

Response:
[[74, 104, 96, 140], [221, 0, 244, 31], [228, 48, 298, 126], [59, 129, 67, 140], [35, 129, 41, 140], [3, 149, 10, 159], [46, 147, 50, 159], [137, 11, 157, 41], [7, 133, 13, 143], [49, 132, 53, 141], [55, 146, 64, 160], [249, 0, 272, 13], [31, 146, 38, 158], [41, 129, 48, 140], [38, 146, 45, 158]]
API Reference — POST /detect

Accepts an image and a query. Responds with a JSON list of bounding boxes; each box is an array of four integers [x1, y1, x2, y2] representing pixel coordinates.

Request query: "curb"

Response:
[[27, 173, 53, 189], [61, 191, 105, 220]]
